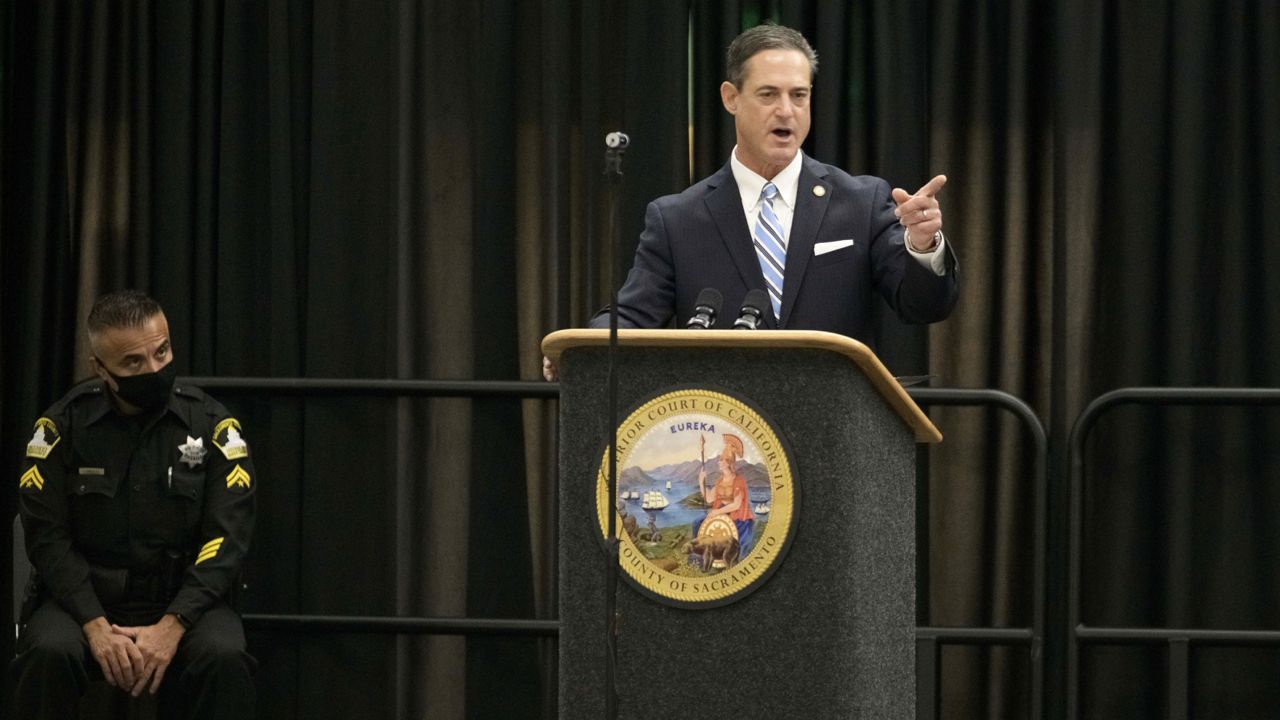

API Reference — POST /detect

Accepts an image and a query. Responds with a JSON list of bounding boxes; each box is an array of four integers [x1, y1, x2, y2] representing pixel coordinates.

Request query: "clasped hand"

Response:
[[83, 614, 186, 696]]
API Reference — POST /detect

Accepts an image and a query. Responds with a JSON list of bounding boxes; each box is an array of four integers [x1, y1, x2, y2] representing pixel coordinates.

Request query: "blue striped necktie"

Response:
[[752, 182, 787, 319]]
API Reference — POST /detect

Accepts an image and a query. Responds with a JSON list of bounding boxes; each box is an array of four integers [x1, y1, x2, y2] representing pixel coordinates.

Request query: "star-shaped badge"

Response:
[[178, 436, 207, 468]]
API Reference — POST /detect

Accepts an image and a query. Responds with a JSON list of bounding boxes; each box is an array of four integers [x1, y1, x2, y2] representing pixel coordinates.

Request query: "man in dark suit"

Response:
[[544, 24, 956, 381]]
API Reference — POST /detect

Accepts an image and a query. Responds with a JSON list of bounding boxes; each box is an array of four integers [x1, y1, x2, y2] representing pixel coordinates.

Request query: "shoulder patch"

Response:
[[213, 418, 249, 460], [26, 418, 61, 459]]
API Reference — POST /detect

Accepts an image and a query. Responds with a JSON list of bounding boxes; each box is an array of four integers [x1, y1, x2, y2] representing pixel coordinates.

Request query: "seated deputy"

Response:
[[12, 290, 256, 719]]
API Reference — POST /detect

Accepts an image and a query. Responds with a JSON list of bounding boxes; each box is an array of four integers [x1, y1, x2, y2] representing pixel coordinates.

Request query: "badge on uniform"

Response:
[[212, 418, 249, 460], [196, 536, 224, 565], [19, 465, 45, 491], [178, 436, 207, 468], [26, 418, 61, 460], [225, 464, 251, 491]]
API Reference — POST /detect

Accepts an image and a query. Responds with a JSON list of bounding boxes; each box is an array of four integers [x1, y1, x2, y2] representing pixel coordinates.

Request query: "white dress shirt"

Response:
[[729, 147, 947, 276]]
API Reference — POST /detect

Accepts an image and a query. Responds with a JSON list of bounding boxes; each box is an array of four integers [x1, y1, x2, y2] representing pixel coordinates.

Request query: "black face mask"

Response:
[[101, 361, 177, 412]]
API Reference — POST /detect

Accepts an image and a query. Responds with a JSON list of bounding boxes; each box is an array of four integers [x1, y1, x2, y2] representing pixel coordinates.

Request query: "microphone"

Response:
[[685, 288, 723, 329], [732, 289, 770, 330], [604, 132, 629, 177]]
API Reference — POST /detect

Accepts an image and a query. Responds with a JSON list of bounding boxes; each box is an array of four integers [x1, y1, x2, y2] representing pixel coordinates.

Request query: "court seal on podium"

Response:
[[594, 387, 798, 608]]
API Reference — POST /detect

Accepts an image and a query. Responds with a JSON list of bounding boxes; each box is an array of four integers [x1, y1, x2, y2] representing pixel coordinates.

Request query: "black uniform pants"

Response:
[[11, 600, 255, 720]]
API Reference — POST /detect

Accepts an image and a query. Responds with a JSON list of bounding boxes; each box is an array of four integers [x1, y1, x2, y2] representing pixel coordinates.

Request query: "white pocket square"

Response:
[[814, 239, 854, 256]]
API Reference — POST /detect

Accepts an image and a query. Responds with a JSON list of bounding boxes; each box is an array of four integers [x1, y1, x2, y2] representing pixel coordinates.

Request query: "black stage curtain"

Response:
[[1, 1, 686, 717], [1063, 1, 1280, 718], [2, 1, 1279, 718]]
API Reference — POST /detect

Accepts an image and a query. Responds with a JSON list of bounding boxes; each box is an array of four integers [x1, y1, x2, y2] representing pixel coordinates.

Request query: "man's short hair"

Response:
[[87, 290, 164, 335], [726, 23, 819, 88]]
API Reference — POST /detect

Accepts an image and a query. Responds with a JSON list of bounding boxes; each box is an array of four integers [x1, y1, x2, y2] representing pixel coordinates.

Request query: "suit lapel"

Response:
[[779, 156, 831, 327], [705, 164, 777, 327]]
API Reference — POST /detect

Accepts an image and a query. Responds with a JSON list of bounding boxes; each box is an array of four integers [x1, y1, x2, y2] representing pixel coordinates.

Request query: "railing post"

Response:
[[916, 635, 940, 720], [1167, 637, 1189, 720]]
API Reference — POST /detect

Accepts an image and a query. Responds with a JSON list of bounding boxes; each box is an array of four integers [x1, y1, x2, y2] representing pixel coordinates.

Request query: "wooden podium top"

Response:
[[542, 329, 941, 443]]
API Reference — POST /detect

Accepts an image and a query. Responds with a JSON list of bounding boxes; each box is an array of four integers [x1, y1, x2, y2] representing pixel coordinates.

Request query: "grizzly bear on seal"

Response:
[[686, 534, 740, 571]]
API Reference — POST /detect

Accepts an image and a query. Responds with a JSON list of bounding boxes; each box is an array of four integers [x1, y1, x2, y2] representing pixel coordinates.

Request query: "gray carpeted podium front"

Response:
[[544, 330, 940, 720]]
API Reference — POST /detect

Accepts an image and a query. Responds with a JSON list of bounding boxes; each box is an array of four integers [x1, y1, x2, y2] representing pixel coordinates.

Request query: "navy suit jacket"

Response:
[[591, 154, 959, 351]]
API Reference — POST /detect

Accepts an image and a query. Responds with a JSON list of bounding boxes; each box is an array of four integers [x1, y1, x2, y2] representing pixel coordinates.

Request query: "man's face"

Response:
[[720, 48, 812, 179], [90, 312, 173, 390]]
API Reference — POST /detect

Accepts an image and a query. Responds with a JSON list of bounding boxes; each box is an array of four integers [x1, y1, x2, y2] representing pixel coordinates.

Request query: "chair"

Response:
[[14, 515, 32, 638], [12, 515, 155, 720]]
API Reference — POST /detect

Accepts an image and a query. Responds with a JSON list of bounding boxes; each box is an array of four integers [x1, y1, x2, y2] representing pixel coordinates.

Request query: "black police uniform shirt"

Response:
[[18, 379, 256, 628]]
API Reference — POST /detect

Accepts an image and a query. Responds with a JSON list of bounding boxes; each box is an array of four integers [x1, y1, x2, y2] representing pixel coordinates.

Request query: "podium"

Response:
[[542, 329, 940, 719]]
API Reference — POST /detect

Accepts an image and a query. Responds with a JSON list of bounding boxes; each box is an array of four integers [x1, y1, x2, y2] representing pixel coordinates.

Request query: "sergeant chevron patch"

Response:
[[225, 464, 251, 490], [19, 465, 45, 491]]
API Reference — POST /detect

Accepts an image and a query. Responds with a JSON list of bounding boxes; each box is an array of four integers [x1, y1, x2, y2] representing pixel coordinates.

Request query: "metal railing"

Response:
[[189, 377, 1047, 718], [1066, 387, 1280, 720], [191, 377, 558, 400], [909, 388, 1047, 720], [187, 376, 559, 640], [241, 614, 558, 637], [183, 378, 1280, 717]]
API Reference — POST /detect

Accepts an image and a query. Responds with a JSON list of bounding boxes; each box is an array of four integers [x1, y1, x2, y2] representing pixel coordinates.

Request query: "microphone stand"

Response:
[[602, 131, 628, 720]]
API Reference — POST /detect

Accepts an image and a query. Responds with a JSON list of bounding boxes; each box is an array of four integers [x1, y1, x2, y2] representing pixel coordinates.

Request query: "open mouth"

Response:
[[770, 128, 793, 140]]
